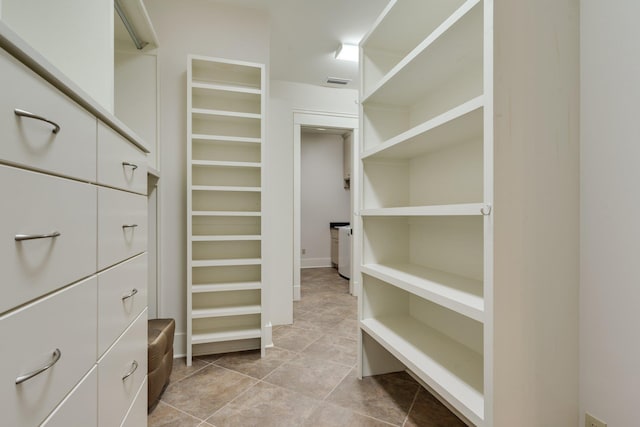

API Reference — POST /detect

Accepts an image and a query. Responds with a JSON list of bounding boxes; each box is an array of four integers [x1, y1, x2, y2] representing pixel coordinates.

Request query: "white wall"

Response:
[[580, 1, 640, 425], [268, 80, 358, 325], [145, 0, 269, 356], [1, 0, 114, 112], [300, 132, 350, 267]]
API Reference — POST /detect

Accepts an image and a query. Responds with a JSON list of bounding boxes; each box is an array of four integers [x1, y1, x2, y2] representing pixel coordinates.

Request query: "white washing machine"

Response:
[[338, 225, 351, 279]]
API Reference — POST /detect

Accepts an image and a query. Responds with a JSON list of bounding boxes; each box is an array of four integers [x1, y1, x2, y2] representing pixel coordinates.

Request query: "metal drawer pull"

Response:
[[15, 348, 61, 385], [122, 360, 139, 381], [122, 162, 138, 170], [122, 288, 138, 301], [122, 224, 138, 229], [14, 108, 61, 134], [15, 231, 61, 241]]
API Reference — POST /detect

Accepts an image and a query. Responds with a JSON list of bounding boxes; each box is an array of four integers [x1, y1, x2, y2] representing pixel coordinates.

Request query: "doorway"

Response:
[[293, 112, 359, 301]]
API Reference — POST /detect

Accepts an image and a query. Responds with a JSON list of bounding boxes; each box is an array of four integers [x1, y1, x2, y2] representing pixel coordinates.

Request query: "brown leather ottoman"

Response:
[[148, 318, 175, 410]]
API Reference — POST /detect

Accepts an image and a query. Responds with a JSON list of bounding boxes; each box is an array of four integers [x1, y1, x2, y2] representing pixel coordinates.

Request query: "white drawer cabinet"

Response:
[[98, 186, 148, 270], [98, 122, 147, 195], [1, 27, 149, 427], [0, 277, 97, 427], [98, 253, 148, 356], [121, 378, 148, 427], [41, 366, 98, 427], [0, 49, 96, 182], [98, 310, 148, 427], [0, 164, 97, 314]]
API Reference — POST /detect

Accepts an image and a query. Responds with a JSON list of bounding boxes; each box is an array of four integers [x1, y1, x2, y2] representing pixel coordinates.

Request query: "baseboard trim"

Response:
[[301, 257, 331, 268], [263, 321, 273, 348], [293, 284, 301, 301], [174, 331, 187, 358]]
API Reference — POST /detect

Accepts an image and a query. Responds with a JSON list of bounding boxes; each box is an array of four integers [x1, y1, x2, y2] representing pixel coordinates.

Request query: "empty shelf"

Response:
[[192, 305, 261, 318], [361, 263, 483, 322], [192, 327, 261, 345], [361, 315, 483, 425], [192, 258, 262, 267], [192, 282, 262, 293], [361, 203, 485, 217]]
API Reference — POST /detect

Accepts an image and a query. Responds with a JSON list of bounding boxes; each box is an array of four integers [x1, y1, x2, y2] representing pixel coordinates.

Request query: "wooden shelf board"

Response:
[[192, 258, 262, 267], [192, 108, 261, 120], [192, 282, 262, 293], [360, 315, 484, 425], [191, 81, 262, 95], [192, 211, 261, 217], [361, 263, 483, 322], [192, 304, 261, 319], [191, 327, 261, 345], [362, 0, 482, 107], [361, 97, 483, 160], [360, 203, 485, 217], [191, 134, 261, 144], [191, 160, 261, 168], [192, 185, 261, 192], [191, 235, 261, 242]]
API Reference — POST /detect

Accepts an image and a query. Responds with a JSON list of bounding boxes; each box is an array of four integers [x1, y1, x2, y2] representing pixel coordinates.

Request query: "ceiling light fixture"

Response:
[[335, 43, 359, 62]]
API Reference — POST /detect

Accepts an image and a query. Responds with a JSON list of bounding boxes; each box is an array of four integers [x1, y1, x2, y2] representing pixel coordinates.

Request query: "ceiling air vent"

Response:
[[326, 77, 351, 85]]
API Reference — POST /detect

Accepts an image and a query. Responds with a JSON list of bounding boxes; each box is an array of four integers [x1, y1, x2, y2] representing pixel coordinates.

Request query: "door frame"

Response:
[[293, 111, 359, 300]]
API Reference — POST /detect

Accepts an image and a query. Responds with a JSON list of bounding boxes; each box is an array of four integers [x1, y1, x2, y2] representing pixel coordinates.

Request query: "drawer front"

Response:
[[0, 49, 96, 181], [98, 187, 147, 270], [98, 121, 147, 194], [98, 253, 148, 356], [41, 366, 98, 427], [0, 165, 97, 314], [98, 309, 148, 427], [121, 377, 148, 427], [0, 277, 98, 427]]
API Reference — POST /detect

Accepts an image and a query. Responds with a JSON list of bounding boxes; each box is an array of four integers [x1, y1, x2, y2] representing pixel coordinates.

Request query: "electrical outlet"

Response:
[[585, 413, 607, 427], [301, 248, 306, 255]]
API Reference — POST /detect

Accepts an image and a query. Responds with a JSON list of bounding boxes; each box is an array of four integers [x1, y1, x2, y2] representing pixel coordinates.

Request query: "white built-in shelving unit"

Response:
[[186, 55, 266, 365], [357, 0, 579, 426]]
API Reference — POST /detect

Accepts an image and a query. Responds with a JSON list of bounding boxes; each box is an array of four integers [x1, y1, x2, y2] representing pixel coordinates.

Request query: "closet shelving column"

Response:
[[357, 0, 487, 425], [187, 55, 266, 366]]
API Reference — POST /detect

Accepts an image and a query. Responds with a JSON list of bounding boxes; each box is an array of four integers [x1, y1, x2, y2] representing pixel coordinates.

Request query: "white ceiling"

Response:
[[202, 0, 390, 89]]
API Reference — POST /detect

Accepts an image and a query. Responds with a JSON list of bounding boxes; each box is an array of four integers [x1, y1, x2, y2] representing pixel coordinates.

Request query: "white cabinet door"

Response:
[[0, 277, 98, 427], [0, 48, 97, 182], [41, 366, 98, 427], [97, 121, 147, 195], [98, 187, 147, 270], [98, 253, 148, 356], [0, 164, 97, 313], [98, 310, 148, 427]]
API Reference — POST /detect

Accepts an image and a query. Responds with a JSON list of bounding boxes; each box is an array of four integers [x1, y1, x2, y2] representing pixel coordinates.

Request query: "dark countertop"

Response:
[[330, 222, 350, 229]]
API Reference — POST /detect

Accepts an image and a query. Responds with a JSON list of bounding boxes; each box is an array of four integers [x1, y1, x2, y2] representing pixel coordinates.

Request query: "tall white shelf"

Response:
[[187, 55, 266, 365], [357, 1, 579, 426]]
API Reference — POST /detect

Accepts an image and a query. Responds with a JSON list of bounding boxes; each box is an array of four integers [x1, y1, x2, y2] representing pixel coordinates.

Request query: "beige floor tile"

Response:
[[272, 325, 324, 352], [404, 388, 467, 427], [302, 402, 395, 427], [326, 369, 419, 425], [206, 381, 320, 427], [213, 347, 296, 379], [170, 357, 209, 383], [263, 353, 351, 400], [333, 317, 359, 340], [152, 268, 464, 426], [302, 334, 358, 367], [148, 401, 203, 427], [161, 365, 257, 420]]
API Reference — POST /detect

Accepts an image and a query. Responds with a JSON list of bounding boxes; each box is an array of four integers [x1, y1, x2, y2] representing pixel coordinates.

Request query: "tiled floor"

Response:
[[149, 268, 466, 426]]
